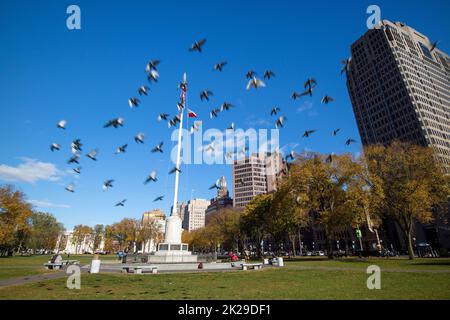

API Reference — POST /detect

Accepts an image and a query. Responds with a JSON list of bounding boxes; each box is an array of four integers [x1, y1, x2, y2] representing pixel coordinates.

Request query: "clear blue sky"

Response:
[[1, 0, 449, 230]]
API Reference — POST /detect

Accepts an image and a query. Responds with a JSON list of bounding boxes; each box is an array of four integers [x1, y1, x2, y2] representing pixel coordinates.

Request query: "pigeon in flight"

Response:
[[73, 167, 81, 174], [71, 139, 82, 153], [210, 109, 220, 119], [65, 184, 75, 193], [57, 120, 67, 130], [214, 61, 227, 71], [152, 142, 164, 153], [169, 166, 181, 174], [86, 149, 98, 161], [115, 199, 127, 207], [246, 77, 266, 90], [271, 107, 280, 116], [168, 115, 181, 128], [50, 143, 60, 152], [346, 138, 357, 146], [220, 102, 233, 111], [264, 70, 275, 79], [209, 180, 219, 190], [430, 40, 440, 53], [304, 78, 317, 90], [321, 95, 335, 104], [102, 179, 114, 191], [114, 144, 128, 154], [333, 128, 341, 136], [67, 154, 80, 164], [134, 133, 145, 144], [104, 117, 124, 128], [144, 170, 158, 183], [341, 58, 352, 76], [300, 87, 314, 97], [138, 86, 150, 96], [153, 196, 164, 202], [128, 97, 140, 108], [227, 123, 235, 130], [200, 90, 213, 101], [275, 116, 287, 129], [190, 121, 201, 134], [302, 130, 316, 138], [285, 151, 295, 161], [145, 60, 160, 72], [158, 113, 170, 122], [205, 143, 215, 153], [147, 69, 160, 82], [246, 70, 256, 79], [189, 39, 206, 52]]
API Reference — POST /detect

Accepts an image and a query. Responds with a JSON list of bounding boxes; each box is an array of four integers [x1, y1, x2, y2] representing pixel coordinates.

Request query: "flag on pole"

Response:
[[188, 109, 198, 118]]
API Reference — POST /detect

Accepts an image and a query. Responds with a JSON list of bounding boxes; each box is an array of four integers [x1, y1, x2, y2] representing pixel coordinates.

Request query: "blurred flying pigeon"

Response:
[[128, 97, 140, 108], [158, 113, 170, 121], [73, 167, 81, 174], [346, 138, 357, 146], [246, 70, 256, 79], [67, 154, 80, 164], [134, 133, 145, 144], [264, 70, 275, 79], [321, 95, 335, 104], [65, 184, 74, 193], [152, 142, 164, 153], [147, 69, 160, 82], [115, 199, 127, 207], [200, 90, 213, 101], [104, 117, 124, 128], [114, 144, 128, 154], [102, 179, 114, 191], [214, 61, 227, 71], [275, 116, 286, 129], [86, 149, 98, 161], [246, 77, 266, 90], [169, 166, 181, 174], [144, 170, 158, 183], [50, 143, 60, 152], [138, 86, 150, 96], [333, 128, 341, 136], [189, 39, 206, 52], [220, 102, 233, 111], [145, 60, 160, 72], [57, 120, 67, 130], [154, 196, 164, 202], [302, 130, 316, 138], [270, 107, 280, 116]]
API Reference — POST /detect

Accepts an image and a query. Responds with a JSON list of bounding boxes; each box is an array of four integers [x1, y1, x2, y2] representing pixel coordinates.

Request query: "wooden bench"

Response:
[[61, 260, 80, 266], [240, 263, 263, 271], [122, 265, 158, 274]]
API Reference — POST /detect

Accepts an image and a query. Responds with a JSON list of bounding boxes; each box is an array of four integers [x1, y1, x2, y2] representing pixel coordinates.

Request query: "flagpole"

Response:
[[171, 73, 187, 217]]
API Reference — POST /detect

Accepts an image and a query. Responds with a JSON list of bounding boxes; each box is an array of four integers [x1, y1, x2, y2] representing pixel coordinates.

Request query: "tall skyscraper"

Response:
[[346, 20, 450, 173], [232, 152, 285, 208], [182, 199, 210, 232]]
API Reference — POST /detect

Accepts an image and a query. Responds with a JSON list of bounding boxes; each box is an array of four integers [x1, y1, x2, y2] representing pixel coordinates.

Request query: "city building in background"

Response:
[[182, 199, 211, 232], [347, 20, 450, 173], [141, 209, 166, 253], [346, 19, 450, 252], [205, 176, 233, 216], [232, 152, 286, 208]]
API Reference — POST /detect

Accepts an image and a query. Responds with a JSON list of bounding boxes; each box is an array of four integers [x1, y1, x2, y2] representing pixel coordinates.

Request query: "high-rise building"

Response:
[[346, 20, 450, 173], [205, 176, 234, 216], [232, 152, 285, 208], [346, 20, 450, 252], [182, 199, 210, 232], [141, 209, 166, 253]]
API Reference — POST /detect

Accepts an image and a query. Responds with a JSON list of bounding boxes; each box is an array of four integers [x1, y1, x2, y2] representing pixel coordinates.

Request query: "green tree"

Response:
[[27, 212, 64, 252], [364, 141, 450, 259]]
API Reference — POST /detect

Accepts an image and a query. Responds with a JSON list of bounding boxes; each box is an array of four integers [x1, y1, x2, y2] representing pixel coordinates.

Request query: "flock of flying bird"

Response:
[[50, 37, 358, 207]]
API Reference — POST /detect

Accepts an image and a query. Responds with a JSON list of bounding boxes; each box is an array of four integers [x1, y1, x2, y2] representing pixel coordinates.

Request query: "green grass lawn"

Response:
[[0, 254, 118, 280], [0, 257, 449, 300]]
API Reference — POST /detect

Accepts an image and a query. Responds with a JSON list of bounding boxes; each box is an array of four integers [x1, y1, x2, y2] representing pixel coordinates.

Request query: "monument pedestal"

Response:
[[149, 215, 198, 263]]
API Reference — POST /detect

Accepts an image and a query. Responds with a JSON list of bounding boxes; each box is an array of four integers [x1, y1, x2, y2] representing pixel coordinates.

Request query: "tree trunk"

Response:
[[406, 228, 415, 260], [298, 229, 303, 256]]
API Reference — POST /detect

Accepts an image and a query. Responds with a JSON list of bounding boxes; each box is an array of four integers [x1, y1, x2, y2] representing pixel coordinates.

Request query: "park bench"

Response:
[[240, 263, 263, 271], [122, 265, 158, 274], [61, 260, 80, 266], [43, 262, 63, 270]]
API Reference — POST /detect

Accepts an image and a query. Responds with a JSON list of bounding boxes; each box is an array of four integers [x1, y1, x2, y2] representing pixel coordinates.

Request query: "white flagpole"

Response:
[[171, 73, 187, 217]]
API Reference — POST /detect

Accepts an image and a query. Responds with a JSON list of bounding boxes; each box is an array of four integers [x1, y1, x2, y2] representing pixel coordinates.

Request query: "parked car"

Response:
[[316, 251, 325, 256]]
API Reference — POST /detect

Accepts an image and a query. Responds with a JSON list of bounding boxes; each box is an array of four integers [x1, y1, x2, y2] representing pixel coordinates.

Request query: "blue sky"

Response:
[[1, 0, 449, 230]]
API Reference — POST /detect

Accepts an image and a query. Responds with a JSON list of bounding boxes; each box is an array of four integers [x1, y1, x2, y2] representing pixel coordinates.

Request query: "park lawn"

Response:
[[281, 257, 450, 271], [0, 262, 449, 300], [0, 254, 118, 281]]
